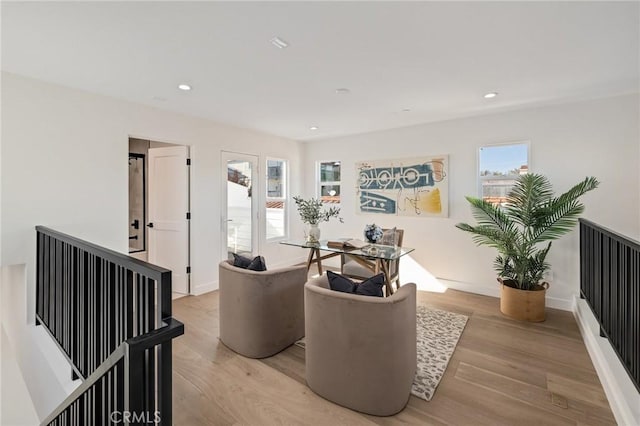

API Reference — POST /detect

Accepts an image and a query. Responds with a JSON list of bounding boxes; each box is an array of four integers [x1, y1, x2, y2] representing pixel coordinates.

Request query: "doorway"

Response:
[[128, 138, 191, 295], [128, 153, 146, 255], [221, 151, 258, 261]]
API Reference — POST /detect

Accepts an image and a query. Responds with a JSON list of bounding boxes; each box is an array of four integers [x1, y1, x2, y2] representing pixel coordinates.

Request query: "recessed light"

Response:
[[310, 126, 319, 131], [270, 37, 289, 49], [178, 84, 192, 91], [484, 92, 498, 99], [402, 108, 411, 112], [335, 88, 350, 95]]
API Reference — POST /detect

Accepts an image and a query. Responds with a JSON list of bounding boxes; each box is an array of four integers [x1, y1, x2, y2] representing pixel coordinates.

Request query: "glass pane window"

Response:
[[318, 161, 341, 203], [266, 159, 287, 240], [227, 158, 254, 255], [320, 185, 340, 198], [320, 161, 341, 182], [479, 143, 529, 207], [267, 159, 285, 198]]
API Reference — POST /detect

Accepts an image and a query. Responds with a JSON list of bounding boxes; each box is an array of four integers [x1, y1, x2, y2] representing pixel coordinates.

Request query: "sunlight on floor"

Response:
[[400, 256, 448, 293]]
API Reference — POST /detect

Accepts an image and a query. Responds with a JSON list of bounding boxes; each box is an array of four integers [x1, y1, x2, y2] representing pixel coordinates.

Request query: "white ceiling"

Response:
[[2, 1, 638, 141]]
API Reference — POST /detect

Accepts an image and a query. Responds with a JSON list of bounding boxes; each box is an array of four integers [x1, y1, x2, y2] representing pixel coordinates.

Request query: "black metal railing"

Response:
[[36, 226, 184, 425], [580, 219, 639, 392], [41, 319, 183, 426]]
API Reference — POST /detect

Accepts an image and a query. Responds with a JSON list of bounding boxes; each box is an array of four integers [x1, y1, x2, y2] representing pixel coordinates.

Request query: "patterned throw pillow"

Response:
[[232, 253, 267, 271]]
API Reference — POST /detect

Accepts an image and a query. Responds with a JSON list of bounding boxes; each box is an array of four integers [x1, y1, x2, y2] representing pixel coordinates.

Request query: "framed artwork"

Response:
[[356, 155, 449, 217]]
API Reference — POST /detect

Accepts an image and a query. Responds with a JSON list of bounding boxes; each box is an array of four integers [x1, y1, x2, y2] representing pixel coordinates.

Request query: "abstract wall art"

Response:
[[356, 155, 449, 217]]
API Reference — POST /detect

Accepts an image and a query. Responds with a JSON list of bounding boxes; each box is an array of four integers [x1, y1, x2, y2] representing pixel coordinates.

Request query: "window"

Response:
[[478, 142, 529, 206], [318, 161, 341, 203], [266, 159, 287, 240]]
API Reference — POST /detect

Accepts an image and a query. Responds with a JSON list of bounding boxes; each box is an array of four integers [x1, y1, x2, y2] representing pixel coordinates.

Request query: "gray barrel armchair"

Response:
[[304, 273, 417, 416], [218, 260, 307, 358]]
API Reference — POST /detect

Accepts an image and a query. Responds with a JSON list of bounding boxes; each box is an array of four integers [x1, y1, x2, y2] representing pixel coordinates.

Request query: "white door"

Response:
[[148, 145, 190, 294], [221, 151, 259, 261]]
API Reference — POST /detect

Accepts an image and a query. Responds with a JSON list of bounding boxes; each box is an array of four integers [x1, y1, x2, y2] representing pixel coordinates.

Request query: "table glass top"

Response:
[[280, 239, 414, 261]]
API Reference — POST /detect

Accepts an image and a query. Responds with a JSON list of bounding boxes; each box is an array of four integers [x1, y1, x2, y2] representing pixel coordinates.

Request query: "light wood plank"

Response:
[[547, 373, 611, 409], [172, 285, 615, 425]]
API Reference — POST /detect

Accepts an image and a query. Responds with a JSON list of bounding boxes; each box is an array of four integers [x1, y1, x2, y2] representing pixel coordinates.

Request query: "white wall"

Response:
[[0, 72, 307, 415], [1, 264, 79, 421], [1, 326, 40, 425], [302, 94, 640, 308], [2, 71, 306, 292]]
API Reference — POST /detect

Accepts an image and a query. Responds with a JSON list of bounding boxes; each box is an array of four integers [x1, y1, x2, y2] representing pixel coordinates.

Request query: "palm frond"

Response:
[[531, 177, 599, 243], [463, 196, 517, 235], [505, 174, 554, 227], [455, 224, 513, 250], [457, 173, 598, 291]]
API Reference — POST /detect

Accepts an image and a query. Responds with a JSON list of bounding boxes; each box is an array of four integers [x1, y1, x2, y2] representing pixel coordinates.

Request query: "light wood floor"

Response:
[[172, 285, 615, 425]]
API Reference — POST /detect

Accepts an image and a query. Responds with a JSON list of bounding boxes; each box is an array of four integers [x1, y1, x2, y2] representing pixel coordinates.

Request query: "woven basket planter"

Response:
[[499, 278, 549, 322]]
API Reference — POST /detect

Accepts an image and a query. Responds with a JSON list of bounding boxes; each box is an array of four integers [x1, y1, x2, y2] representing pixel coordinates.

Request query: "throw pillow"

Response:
[[232, 253, 267, 271], [380, 227, 397, 246], [247, 255, 267, 271], [232, 253, 252, 268], [327, 271, 357, 293], [355, 273, 385, 297], [326, 271, 384, 297]]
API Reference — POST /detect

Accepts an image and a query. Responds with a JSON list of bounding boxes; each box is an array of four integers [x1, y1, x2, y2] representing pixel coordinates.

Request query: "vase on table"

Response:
[[306, 224, 321, 244], [363, 224, 382, 243]]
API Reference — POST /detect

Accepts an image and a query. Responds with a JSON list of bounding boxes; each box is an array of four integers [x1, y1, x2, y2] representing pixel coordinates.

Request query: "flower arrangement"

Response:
[[293, 196, 343, 225], [363, 223, 383, 243]]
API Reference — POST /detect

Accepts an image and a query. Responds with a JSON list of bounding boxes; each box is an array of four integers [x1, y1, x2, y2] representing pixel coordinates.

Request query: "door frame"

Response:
[[221, 151, 260, 263], [129, 135, 193, 294]]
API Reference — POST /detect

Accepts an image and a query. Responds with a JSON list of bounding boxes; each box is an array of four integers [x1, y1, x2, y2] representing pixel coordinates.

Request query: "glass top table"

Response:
[[280, 240, 414, 260], [280, 239, 415, 295]]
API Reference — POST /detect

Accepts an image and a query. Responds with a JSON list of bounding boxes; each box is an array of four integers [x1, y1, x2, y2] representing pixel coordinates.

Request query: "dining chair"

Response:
[[340, 228, 404, 292]]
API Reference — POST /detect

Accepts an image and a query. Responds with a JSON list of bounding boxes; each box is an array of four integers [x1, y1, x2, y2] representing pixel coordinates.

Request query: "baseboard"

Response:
[[545, 295, 574, 311], [437, 278, 573, 311], [268, 255, 309, 270], [191, 281, 217, 296], [573, 296, 640, 425], [438, 278, 500, 299]]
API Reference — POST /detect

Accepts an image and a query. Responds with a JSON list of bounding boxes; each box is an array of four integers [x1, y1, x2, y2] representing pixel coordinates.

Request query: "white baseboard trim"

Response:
[[573, 296, 640, 426], [438, 278, 500, 298], [545, 295, 574, 311], [437, 278, 573, 311], [268, 255, 309, 270], [191, 281, 217, 296]]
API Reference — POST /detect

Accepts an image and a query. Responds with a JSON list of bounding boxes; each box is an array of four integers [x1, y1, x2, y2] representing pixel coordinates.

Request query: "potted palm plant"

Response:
[[456, 174, 599, 322], [293, 196, 343, 243]]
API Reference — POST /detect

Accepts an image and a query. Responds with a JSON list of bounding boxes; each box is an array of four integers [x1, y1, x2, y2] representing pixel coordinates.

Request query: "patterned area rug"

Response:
[[413, 305, 468, 401], [294, 305, 468, 402]]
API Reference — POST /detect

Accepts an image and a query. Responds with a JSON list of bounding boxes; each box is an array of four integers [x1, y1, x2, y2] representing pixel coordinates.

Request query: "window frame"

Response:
[[265, 157, 289, 242], [316, 160, 342, 204], [477, 141, 530, 205]]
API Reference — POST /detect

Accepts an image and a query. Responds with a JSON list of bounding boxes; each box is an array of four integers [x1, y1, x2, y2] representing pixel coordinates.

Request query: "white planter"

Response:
[[306, 224, 321, 243]]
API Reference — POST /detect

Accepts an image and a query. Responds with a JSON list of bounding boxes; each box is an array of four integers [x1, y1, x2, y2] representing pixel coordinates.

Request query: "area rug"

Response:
[[294, 305, 468, 401]]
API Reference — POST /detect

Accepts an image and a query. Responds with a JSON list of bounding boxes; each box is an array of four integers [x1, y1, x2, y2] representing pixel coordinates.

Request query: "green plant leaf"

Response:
[[505, 174, 554, 228], [293, 195, 343, 225], [530, 177, 599, 243], [456, 173, 598, 291]]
